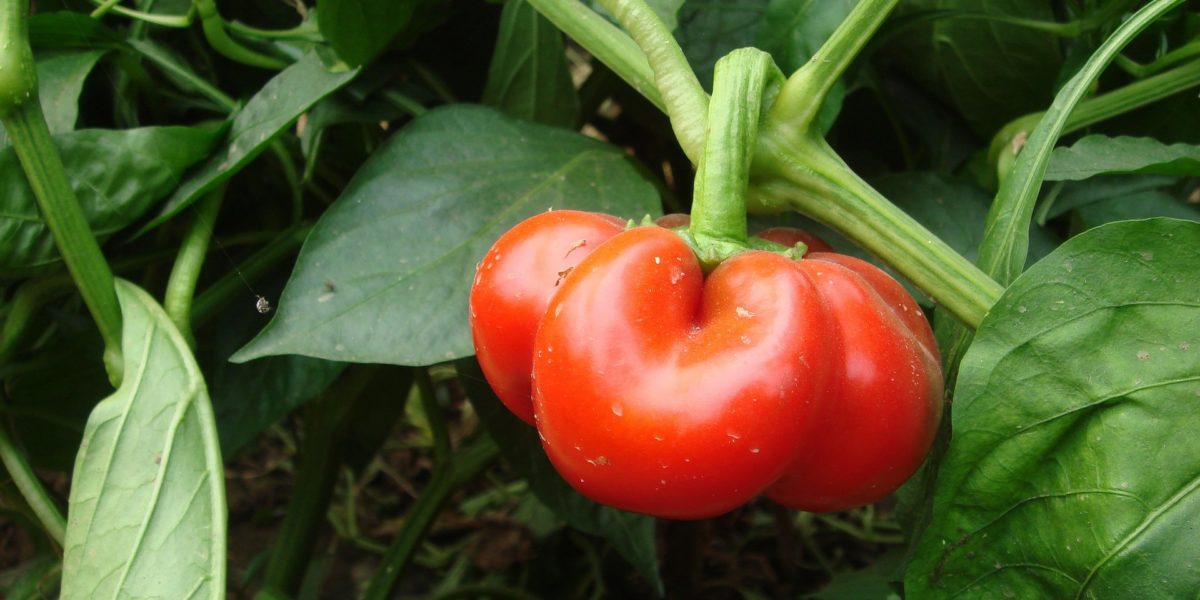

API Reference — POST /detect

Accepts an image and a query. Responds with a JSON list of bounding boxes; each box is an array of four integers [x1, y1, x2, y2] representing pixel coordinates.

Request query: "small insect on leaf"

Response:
[[256, 296, 272, 314]]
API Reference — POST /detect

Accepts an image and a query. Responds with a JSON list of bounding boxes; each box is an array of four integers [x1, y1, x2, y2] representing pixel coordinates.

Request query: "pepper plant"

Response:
[[0, 0, 1197, 598]]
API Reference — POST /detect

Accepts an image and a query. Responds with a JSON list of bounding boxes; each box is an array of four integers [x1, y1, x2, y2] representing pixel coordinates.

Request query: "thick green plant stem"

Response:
[[1, 0, 123, 382], [753, 137, 1002, 328], [525, 0, 662, 111], [259, 367, 380, 597], [193, 0, 288, 70], [362, 437, 499, 600], [990, 57, 1200, 178], [0, 423, 66, 546], [770, 0, 898, 134], [595, 0, 707, 163], [979, 0, 1188, 286], [164, 187, 225, 346], [687, 49, 784, 268]]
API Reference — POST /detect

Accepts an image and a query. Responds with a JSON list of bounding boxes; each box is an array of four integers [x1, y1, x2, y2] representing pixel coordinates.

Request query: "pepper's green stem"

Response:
[[752, 136, 1002, 328], [595, 0, 708, 163], [686, 49, 784, 268], [194, 0, 288, 70], [769, 0, 898, 137], [990, 58, 1200, 182], [1, 0, 123, 383], [164, 186, 225, 346], [0, 422, 66, 546], [526, 0, 663, 112]]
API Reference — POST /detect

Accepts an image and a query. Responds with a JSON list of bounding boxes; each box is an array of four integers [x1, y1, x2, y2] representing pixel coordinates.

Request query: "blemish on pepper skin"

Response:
[[564, 239, 587, 258], [736, 306, 755, 318], [555, 267, 573, 286]]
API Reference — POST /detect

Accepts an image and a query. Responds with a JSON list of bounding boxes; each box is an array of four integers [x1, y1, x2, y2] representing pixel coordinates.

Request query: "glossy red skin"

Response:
[[532, 227, 831, 519], [469, 210, 625, 424], [765, 253, 942, 512], [472, 212, 942, 517]]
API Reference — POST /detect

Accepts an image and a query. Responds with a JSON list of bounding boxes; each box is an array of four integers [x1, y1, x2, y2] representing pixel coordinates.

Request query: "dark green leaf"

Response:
[[0, 50, 105, 147], [62, 280, 226, 599], [232, 105, 660, 365], [143, 53, 359, 233], [458, 358, 663, 595], [892, 1, 1062, 136], [675, 0, 770, 89], [1045, 135, 1200, 181], [754, 0, 852, 131], [1, 332, 107, 472], [28, 12, 123, 49], [483, 0, 580, 128], [205, 277, 345, 456], [1074, 190, 1200, 231], [1045, 175, 1178, 222], [756, 0, 855, 75], [0, 123, 223, 274], [317, 0, 414, 66], [908, 218, 1200, 598], [807, 550, 903, 599]]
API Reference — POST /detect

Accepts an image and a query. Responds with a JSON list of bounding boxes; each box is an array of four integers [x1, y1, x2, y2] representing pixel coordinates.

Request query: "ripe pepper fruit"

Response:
[[470, 211, 942, 518]]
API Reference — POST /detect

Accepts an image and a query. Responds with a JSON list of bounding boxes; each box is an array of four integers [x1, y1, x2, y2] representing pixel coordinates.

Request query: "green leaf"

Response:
[[0, 123, 223, 274], [975, 0, 1179, 286], [232, 104, 660, 366], [756, 0, 855, 75], [458, 358, 664, 595], [807, 550, 903, 599], [143, 53, 359, 233], [1, 332, 108, 472], [317, 0, 415, 66], [1073, 190, 1200, 231], [483, 0, 580, 128], [754, 0, 853, 132], [1045, 135, 1200, 181], [204, 281, 345, 456], [675, 0, 771, 89], [907, 218, 1200, 598], [62, 280, 226, 600], [893, 0, 1062, 137], [0, 50, 105, 147]]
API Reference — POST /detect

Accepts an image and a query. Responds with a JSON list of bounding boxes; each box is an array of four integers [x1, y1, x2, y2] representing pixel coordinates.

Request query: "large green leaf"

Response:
[[756, 0, 855, 75], [232, 104, 660, 366], [893, 0, 1062, 136], [483, 0, 580, 128], [205, 281, 345, 456], [143, 53, 359, 232], [907, 218, 1200, 598], [675, 0, 770, 89], [458, 358, 663, 595], [0, 50, 105, 147], [0, 123, 223, 274], [1045, 135, 1200, 181], [61, 280, 225, 600], [317, 0, 414, 67]]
